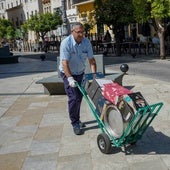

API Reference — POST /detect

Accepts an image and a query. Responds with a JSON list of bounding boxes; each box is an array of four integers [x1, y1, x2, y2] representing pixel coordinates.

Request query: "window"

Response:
[[16, 17, 19, 27], [21, 13, 23, 20], [1, 2, 4, 9], [68, 0, 71, 9], [27, 12, 29, 19]]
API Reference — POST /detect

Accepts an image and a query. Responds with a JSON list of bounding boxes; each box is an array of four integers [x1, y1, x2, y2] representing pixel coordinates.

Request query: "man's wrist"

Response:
[[67, 76, 73, 81]]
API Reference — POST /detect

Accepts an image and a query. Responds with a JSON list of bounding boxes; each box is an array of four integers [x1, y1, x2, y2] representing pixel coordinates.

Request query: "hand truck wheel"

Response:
[[97, 133, 111, 154]]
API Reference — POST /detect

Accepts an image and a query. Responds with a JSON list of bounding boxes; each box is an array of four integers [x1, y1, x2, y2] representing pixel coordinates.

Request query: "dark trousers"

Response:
[[60, 72, 84, 126]]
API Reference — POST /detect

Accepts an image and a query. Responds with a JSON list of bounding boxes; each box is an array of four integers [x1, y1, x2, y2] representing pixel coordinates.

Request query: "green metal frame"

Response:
[[76, 82, 163, 148]]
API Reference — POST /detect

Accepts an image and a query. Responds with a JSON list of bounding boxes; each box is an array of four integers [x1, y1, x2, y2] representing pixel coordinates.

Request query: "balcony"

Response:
[[73, 0, 94, 5], [6, 3, 23, 11], [42, 0, 51, 4], [66, 8, 78, 16]]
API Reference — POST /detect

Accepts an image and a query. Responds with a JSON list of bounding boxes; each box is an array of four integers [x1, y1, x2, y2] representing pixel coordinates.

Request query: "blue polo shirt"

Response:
[[59, 34, 93, 75]]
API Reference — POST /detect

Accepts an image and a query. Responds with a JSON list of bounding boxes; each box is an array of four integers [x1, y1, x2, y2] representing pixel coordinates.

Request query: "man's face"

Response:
[[72, 26, 84, 44]]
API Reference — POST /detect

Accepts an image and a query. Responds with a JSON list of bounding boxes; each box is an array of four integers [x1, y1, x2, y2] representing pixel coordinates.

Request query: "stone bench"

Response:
[[0, 46, 20, 64], [36, 75, 65, 95], [36, 54, 124, 95]]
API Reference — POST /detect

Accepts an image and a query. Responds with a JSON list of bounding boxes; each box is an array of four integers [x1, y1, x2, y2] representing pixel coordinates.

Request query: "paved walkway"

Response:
[[0, 52, 170, 170]]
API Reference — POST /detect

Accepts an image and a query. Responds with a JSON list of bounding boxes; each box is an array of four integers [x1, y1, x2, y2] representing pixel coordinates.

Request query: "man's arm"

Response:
[[88, 57, 97, 73], [62, 60, 72, 78], [62, 60, 77, 87]]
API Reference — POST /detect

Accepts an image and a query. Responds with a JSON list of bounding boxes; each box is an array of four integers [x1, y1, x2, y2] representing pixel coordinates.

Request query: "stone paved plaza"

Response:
[[0, 52, 169, 170]]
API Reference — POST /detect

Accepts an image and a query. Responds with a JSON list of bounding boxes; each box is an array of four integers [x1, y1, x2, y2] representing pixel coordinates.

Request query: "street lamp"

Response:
[[61, 0, 69, 37]]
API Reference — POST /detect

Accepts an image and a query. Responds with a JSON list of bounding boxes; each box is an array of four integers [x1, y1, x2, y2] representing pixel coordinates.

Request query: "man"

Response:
[[59, 22, 97, 135]]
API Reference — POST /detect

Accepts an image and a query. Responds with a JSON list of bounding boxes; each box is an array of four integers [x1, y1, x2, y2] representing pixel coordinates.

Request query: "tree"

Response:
[[0, 18, 15, 41], [22, 12, 62, 43], [83, 10, 96, 35], [133, 0, 170, 59], [94, 0, 135, 56]]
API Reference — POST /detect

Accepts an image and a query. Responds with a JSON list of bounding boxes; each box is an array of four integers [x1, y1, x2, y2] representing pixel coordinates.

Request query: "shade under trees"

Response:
[[94, 0, 135, 56], [133, 0, 170, 59]]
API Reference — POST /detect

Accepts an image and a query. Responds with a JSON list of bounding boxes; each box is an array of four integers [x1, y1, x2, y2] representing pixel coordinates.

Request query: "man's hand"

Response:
[[67, 76, 76, 87]]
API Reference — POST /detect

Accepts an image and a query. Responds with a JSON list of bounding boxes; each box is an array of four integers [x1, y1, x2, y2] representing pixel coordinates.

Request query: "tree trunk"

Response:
[[158, 30, 166, 59], [115, 39, 121, 56], [153, 20, 166, 59]]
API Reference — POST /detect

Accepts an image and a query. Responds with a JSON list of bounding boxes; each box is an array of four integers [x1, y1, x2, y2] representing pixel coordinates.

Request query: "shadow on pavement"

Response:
[[0, 53, 58, 79], [117, 126, 170, 155]]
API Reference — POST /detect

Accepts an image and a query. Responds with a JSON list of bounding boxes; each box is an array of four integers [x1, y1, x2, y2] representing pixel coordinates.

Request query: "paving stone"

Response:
[[40, 113, 67, 127], [0, 138, 32, 154], [28, 101, 48, 109], [57, 153, 93, 170], [0, 125, 37, 153], [0, 54, 169, 170], [161, 155, 170, 169], [22, 153, 58, 170], [129, 159, 168, 170], [59, 127, 91, 156], [17, 112, 44, 126], [0, 152, 28, 170], [30, 140, 60, 156], [33, 125, 63, 141]]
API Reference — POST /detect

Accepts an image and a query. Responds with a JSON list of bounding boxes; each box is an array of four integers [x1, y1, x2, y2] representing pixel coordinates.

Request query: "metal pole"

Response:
[[61, 0, 69, 37]]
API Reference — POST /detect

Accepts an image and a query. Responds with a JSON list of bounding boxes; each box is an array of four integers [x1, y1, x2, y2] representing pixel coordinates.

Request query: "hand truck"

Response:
[[76, 81, 163, 154]]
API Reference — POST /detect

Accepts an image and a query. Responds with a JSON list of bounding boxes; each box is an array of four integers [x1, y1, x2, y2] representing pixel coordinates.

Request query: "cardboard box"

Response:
[[86, 78, 113, 102], [86, 79, 100, 100], [116, 92, 148, 122]]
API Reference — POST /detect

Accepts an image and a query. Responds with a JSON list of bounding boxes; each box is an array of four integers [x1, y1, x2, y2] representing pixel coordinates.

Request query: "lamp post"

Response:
[[61, 0, 69, 37]]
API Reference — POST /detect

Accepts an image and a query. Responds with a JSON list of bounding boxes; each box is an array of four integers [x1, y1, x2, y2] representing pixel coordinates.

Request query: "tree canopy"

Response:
[[94, 0, 134, 29], [0, 18, 15, 40], [94, 0, 135, 55], [133, 0, 170, 59], [22, 12, 62, 42]]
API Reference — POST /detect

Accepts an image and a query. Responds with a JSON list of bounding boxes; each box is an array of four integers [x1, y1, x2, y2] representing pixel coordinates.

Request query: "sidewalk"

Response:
[[0, 53, 170, 170]]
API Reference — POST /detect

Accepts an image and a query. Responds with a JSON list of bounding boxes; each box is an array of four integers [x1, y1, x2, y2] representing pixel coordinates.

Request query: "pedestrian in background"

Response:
[[104, 30, 111, 42], [59, 22, 97, 135], [152, 33, 160, 54], [152, 33, 160, 45]]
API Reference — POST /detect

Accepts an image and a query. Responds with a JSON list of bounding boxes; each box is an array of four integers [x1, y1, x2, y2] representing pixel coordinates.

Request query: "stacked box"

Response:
[[116, 92, 149, 122], [86, 78, 113, 107], [86, 79, 100, 100]]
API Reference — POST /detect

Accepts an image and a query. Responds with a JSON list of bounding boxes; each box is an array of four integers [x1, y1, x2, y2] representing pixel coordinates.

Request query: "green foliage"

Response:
[[94, 0, 135, 29], [22, 12, 62, 40], [83, 23, 93, 34], [133, 0, 170, 22], [0, 18, 15, 39], [94, 0, 135, 56], [133, 0, 170, 59], [148, 0, 170, 18]]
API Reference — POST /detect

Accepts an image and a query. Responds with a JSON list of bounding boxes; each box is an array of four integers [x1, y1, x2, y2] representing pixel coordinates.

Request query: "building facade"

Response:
[[1, 0, 117, 44]]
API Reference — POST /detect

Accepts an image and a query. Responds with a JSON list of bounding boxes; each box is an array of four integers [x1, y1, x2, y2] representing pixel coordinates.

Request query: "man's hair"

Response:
[[70, 22, 83, 31]]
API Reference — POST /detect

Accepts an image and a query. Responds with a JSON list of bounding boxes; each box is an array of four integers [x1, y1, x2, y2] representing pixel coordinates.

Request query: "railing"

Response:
[[8, 34, 170, 56], [73, 0, 93, 5]]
